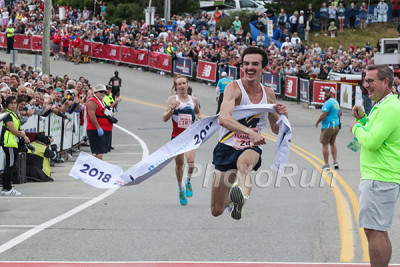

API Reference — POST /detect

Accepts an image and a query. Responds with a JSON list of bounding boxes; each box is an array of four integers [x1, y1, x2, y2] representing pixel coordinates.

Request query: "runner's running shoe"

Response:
[[229, 183, 244, 220], [321, 164, 330, 171], [1, 188, 21, 196], [185, 180, 193, 198], [333, 162, 339, 169], [179, 190, 187, 206]]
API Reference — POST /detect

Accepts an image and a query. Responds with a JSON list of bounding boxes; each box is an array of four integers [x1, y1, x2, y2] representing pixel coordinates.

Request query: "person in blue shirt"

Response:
[[315, 86, 340, 170], [215, 72, 231, 114], [272, 24, 282, 41]]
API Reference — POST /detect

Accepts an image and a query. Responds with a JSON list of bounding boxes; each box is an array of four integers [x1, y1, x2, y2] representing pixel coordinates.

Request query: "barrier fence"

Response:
[[0, 112, 85, 171]]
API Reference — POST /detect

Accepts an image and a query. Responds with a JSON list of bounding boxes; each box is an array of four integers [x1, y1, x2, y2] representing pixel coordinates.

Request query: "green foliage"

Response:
[[106, 3, 145, 25], [218, 10, 255, 34]]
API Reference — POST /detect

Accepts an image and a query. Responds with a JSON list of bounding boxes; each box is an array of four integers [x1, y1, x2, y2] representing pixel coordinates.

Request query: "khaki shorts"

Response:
[[73, 48, 81, 58], [320, 126, 339, 145]]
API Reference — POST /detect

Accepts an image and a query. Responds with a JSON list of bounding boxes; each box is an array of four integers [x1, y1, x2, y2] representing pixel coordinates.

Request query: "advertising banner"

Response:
[[312, 81, 338, 105], [13, 34, 31, 50], [31, 35, 43, 51], [120, 47, 148, 66], [299, 78, 310, 103], [196, 60, 217, 82], [355, 86, 363, 107], [149, 51, 172, 72], [340, 84, 353, 109], [285, 76, 298, 99], [262, 72, 281, 95], [173, 57, 193, 77], [0, 33, 6, 48], [227, 66, 237, 80], [91, 42, 120, 62], [81, 41, 91, 55]]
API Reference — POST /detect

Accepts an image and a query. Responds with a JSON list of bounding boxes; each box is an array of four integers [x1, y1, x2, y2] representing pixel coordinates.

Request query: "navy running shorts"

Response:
[[213, 142, 262, 172]]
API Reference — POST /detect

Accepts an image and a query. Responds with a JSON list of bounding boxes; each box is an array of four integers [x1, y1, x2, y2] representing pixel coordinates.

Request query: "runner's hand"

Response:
[[249, 130, 266, 146], [274, 103, 287, 115]]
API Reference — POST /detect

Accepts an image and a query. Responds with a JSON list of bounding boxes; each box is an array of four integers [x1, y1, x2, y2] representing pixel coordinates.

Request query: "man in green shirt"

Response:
[[351, 64, 400, 267], [5, 23, 15, 54]]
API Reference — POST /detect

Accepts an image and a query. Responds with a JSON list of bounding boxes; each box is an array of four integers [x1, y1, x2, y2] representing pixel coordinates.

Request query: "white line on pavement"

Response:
[[0, 125, 149, 255]]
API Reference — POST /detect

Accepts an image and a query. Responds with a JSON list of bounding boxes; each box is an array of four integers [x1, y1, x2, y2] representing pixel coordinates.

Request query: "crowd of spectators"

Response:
[[0, 0, 394, 82]]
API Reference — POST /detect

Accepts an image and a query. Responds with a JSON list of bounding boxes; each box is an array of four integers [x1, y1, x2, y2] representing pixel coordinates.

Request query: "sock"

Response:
[[186, 177, 191, 183], [178, 182, 184, 191]]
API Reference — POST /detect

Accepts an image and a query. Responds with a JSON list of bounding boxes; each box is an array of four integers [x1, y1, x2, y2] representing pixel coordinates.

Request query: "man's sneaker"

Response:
[[185, 180, 193, 198], [333, 162, 339, 169], [229, 183, 245, 220], [179, 190, 187, 206], [321, 164, 330, 171], [1, 188, 21, 196]]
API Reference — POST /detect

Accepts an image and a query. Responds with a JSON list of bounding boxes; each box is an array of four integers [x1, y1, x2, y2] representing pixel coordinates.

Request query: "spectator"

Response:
[[305, 4, 314, 27], [272, 24, 282, 41], [289, 11, 298, 34], [213, 7, 221, 23], [320, 2, 329, 32], [392, 0, 400, 24], [328, 21, 337, 38], [377, 0, 389, 30], [349, 2, 357, 31], [337, 3, 345, 31], [255, 16, 265, 33], [261, 13, 269, 33], [328, 2, 337, 27], [360, 2, 368, 30], [256, 31, 265, 48], [277, 8, 287, 32], [232, 16, 241, 32], [297, 11, 305, 40]]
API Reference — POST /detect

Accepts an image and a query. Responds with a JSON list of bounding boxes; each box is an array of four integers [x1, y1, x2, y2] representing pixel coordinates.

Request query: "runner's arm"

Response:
[[193, 96, 201, 121], [266, 87, 287, 134], [162, 96, 179, 122]]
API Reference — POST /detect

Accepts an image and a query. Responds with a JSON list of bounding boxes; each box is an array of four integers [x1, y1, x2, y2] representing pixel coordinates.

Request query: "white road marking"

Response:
[[0, 125, 149, 255]]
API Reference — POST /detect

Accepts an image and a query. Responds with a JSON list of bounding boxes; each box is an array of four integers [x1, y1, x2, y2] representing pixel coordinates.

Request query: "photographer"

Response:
[[1, 96, 30, 196], [26, 133, 56, 182]]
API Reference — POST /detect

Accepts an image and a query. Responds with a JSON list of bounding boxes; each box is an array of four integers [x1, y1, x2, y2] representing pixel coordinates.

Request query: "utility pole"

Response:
[[164, 0, 170, 21], [42, 0, 52, 74]]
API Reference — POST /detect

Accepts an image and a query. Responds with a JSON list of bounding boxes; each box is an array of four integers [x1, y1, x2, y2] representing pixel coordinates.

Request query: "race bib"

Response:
[[233, 128, 260, 150], [113, 81, 119, 86], [178, 113, 192, 128]]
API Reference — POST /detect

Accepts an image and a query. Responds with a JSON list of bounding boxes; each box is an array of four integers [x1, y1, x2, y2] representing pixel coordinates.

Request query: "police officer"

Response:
[[6, 23, 15, 54], [1, 96, 30, 196], [215, 72, 231, 114]]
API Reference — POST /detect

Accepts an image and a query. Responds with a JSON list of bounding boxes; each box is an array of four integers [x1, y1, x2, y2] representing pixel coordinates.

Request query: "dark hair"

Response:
[[5, 95, 17, 107], [241, 47, 268, 68], [366, 64, 394, 88], [35, 132, 51, 145]]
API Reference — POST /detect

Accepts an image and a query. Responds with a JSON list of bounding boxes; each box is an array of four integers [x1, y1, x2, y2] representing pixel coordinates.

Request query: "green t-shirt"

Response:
[[352, 95, 400, 184]]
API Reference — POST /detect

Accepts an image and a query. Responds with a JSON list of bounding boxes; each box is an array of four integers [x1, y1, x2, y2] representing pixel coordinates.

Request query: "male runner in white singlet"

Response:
[[211, 47, 287, 220]]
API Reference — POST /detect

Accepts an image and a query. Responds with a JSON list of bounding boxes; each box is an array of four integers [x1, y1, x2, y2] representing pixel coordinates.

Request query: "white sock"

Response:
[[178, 182, 184, 191]]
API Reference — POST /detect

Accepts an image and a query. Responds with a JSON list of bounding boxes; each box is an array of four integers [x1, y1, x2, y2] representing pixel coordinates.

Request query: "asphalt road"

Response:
[[0, 51, 399, 264]]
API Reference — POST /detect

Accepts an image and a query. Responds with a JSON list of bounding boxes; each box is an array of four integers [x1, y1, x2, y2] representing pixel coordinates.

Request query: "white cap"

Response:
[[323, 86, 336, 94], [221, 72, 227, 77]]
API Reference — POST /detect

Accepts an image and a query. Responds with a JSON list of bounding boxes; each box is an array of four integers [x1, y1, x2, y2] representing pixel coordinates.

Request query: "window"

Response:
[[239, 0, 257, 8]]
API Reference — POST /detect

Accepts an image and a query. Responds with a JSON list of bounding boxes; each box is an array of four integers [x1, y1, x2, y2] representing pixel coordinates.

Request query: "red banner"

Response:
[[312, 81, 338, 105], [31, 35, 42, 51], [196, 60, 217, 82], [120, 47, 148, 66], [0, 33, 6, 48], [91, 42, 120, 61], [285, 76, 298, 99], [149, 51, 172, 72], [81, 41, 91, 55], [13, 34, 31, 50]]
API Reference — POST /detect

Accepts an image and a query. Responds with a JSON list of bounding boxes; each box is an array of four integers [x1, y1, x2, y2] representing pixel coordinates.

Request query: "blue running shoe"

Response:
[[179, 190, 187, 205], [229, 183, 244, 220], [185, 180, 193, 198]]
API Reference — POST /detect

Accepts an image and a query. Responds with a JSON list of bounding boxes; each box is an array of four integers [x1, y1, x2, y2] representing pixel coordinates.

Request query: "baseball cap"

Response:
[[44, 84, 53, 89], [24, 82, 32, 87], [323, 87, 335, 94], [221, 72, 227, 77], [93, 84, 107, 93]]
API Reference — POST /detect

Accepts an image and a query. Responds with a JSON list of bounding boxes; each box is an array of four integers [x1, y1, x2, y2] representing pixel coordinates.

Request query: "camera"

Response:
[[20, 143, 35, 153]]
